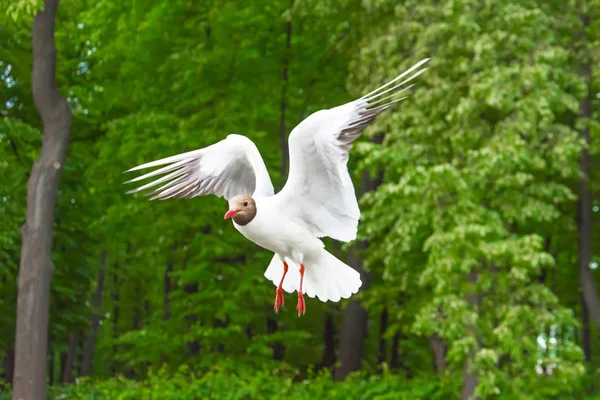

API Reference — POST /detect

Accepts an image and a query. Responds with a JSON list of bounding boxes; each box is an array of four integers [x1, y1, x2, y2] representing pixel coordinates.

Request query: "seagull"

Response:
[[124, 58, 430, 316]]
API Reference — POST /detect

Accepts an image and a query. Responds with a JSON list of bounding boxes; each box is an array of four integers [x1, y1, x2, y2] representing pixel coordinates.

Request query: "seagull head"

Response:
[[224, 195, 257, 226]]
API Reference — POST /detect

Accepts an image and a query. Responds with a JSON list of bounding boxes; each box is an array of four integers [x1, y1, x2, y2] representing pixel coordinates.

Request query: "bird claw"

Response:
[[274, 288, 284, 313], [297, 292, 306, 316]]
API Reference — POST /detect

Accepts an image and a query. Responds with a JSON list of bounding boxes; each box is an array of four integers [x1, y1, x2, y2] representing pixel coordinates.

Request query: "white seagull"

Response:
[[125, 58, 430, 315]]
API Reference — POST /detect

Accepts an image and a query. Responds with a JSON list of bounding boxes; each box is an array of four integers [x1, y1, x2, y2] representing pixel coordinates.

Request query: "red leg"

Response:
[[274, 261, 288, 313], [297, 264, 306, 316]]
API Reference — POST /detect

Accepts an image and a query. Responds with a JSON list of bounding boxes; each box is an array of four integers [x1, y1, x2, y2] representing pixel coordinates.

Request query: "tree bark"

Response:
[[462, 369, 479, 400], [60, 333, 77, 384], [13, 0, 72, 398], [80, 251, 106, 376], [577, 24, 600, 326]]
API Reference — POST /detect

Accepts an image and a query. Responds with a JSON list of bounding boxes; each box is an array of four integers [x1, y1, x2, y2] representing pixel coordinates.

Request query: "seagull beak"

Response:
[[224, 209, 239, 220]]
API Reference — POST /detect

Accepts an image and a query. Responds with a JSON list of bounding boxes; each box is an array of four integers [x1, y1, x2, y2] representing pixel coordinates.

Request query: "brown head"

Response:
[[223, 195, 257, 226]]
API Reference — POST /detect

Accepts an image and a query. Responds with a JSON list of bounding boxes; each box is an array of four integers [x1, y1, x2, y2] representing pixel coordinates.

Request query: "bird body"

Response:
[[125, 58, 430, 315], [233, 195, 325, 263]]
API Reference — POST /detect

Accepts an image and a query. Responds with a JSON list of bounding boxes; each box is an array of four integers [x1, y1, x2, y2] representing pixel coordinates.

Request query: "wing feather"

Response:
[[124, 134, 274, 201], [276, 58, 430, 242]]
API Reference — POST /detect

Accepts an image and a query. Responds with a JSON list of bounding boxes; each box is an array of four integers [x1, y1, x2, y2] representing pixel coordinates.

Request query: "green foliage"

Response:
[[1, 363, 442, 400], [1, 0, 600, 398]]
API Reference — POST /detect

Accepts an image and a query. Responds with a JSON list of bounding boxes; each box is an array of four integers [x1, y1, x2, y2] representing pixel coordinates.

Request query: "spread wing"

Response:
[[276, 58, 430, 242], [124, 134, 274, 201]]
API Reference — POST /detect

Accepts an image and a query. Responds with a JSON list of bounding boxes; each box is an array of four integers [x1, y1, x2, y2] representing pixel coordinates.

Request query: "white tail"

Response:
[[264, 250, 362, 302]]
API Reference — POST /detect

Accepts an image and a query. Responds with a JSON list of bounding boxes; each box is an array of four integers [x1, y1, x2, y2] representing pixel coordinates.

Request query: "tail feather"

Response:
[[264, 250, 362, 303]]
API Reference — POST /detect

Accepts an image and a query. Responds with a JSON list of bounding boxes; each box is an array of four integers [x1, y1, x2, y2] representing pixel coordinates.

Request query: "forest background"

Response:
[[1, 0, 600, 399]]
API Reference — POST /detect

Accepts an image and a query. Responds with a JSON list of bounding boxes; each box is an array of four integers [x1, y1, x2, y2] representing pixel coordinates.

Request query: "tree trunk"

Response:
[[80, 251, 106, 376], [577, 22, 600, 326], [320, 313, 336, 369], [333, 264, 369, 381], [377, 307, 388, 366], [278, 0, 294, 178], [60, 333, 77, 384], [266, 316, 285, 361], [184, 283, 201, 357], [462, 369, 479, 400], [3, 347, 15, 385], [581, 294, 592, 363], [461, 271, 482, 400], [268, 7, 295, 359], [429, 334, 446, 376], [390, 330, 413, 377], [13, 0, 72, 398], [111, 261, 120, 373], [48, 342, 54, 386], [334, 134, 384, 381], [163, 262, 173, 320]]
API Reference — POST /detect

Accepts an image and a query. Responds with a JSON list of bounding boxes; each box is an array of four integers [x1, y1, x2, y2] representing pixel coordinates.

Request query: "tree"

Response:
[[355, 0, 591, 397], [12, 0, 71, 398]]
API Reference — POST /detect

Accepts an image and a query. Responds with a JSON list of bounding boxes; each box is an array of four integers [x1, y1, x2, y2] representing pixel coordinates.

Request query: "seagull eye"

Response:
[[243, 201, 249, 207]]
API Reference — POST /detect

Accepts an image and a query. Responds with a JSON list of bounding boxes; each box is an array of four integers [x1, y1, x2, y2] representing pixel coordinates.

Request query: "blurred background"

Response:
[[1, 0, 600, 399]]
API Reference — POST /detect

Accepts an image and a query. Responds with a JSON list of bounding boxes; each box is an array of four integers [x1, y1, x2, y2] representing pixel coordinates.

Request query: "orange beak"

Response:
[[224, 209, 239, 220]]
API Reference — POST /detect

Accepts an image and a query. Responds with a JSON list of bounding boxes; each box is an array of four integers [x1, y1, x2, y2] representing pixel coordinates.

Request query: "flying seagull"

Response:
[[125, 58, 430, 316]]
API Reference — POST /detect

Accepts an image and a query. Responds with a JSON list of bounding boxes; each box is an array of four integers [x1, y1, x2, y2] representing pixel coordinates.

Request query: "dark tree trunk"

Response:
[[3, 347, 15, 385], [111, 261, 120, 371], [266, 316, 285, 361], [334, 134, 384, 381], [390, 331, 404, 373], [133, 291, 142, 330], [163, 262, 173, 320], [184, 283, 200, 356], [13, 0, 72, 398], [333, 266, 369, 381], [80, 251, 106, 376], [213, 317, 229, 353], [581, 294, 592, 363], [461, 271, 482, 400], [377, 307, 388, 366], [320, 313, 336, 369], [48, 341, 54, 386], [390, 333, 400, 370], [278, 0, 294, 178], [60, 333, 78, 384], [267, 8, 295, 358], [429, 334, 446, 376], [576, 23, 600, 327]]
